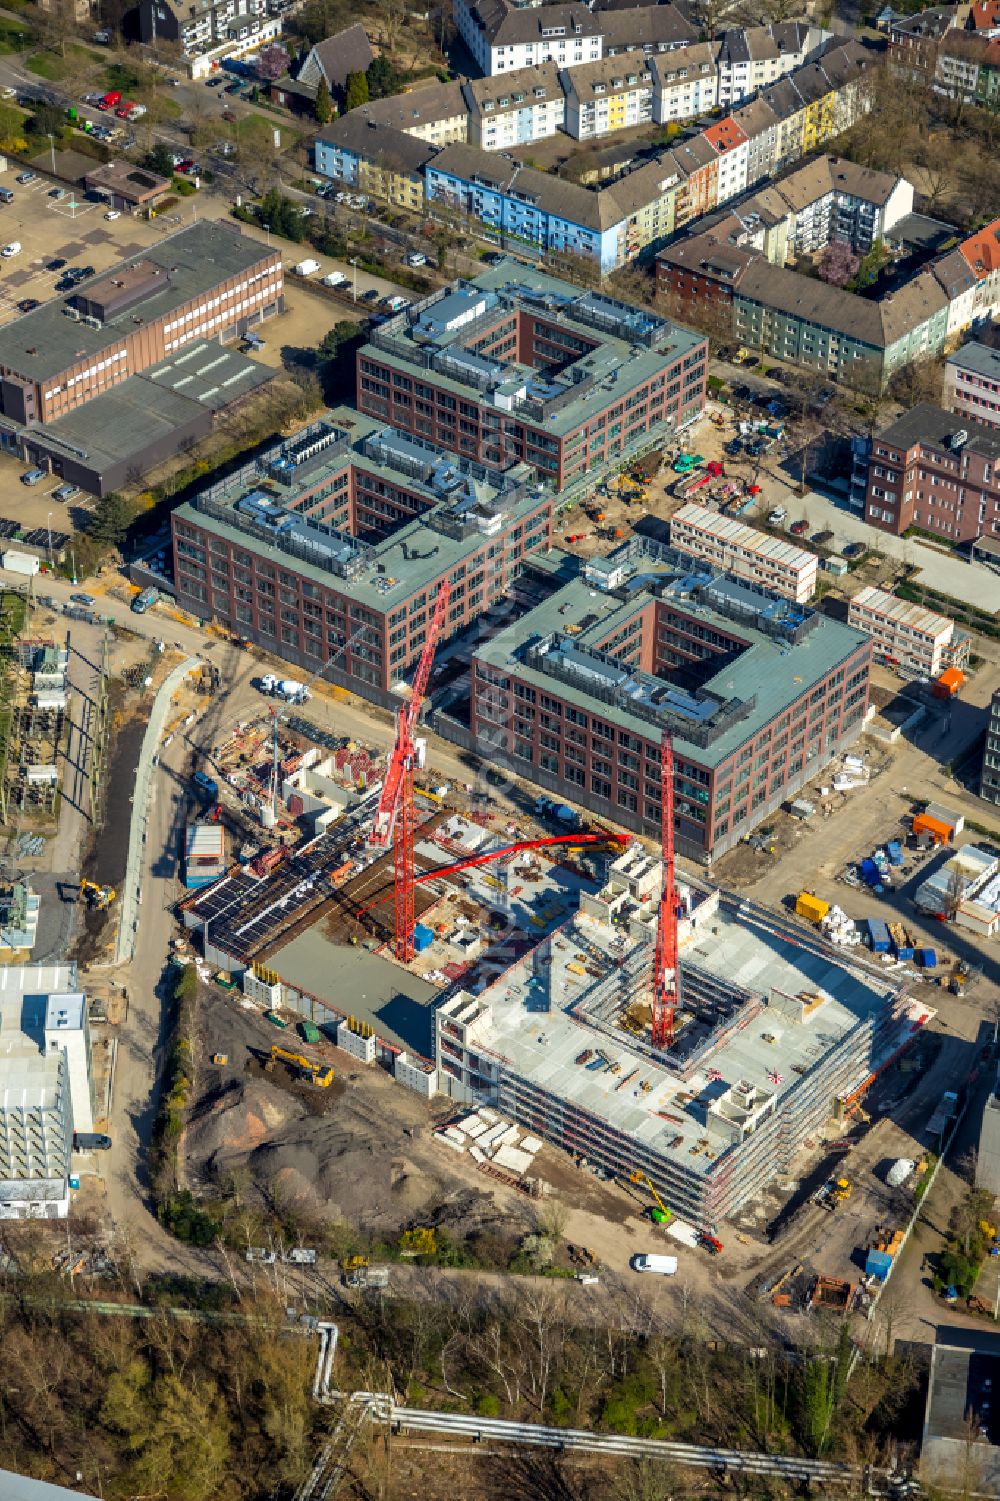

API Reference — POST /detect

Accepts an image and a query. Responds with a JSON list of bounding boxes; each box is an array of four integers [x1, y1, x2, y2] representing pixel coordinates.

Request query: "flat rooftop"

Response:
[[454, 884, 914, 1180], [0, 222, 274, 384], [362, 264, 704, 439], [476, 538, 867, 765], [267, 934, 440, 1057], [176, 404, 551, 617], [38, 341, 272, 469]]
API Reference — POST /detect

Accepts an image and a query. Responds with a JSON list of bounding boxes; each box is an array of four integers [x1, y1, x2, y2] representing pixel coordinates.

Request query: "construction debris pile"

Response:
[[436, 1107, 544, 1196]]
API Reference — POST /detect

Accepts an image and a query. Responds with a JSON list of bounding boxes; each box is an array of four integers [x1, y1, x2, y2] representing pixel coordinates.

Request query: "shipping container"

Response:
[[299, 1020, 320, 1045], [886, 841, 904, 867], [917, 948, 937, 968], [2, 549, 39, 575], [859, 858, 883, 888], [865, 1249, 893, 1281], [795, 892, 829, 924], [865, 917, 891, 953]]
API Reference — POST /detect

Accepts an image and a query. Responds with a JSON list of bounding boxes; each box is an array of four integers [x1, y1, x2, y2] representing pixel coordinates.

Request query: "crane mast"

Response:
[[369, 579, 451, 961], [651, 731, 679, 1051]]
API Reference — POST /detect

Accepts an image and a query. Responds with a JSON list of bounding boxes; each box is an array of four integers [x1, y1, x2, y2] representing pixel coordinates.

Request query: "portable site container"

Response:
[[917, 948, 937, 968], [299, 1020, 321, 1045], [933, 667, 964, 699], [865, 918, 891, 953], [795, 892, 829, 923], [865, 1249, 893, 1281], [886, 841, 904, 867]]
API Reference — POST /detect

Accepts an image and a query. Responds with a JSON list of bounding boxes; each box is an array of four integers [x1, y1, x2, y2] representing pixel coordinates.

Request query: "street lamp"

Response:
[[46, 511, 52, 564], [350, 257, 358, 303], [46, 133, 56, 175], [263, 222, 271, 250]]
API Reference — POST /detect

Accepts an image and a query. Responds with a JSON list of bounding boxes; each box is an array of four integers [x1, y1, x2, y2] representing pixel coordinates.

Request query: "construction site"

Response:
[[173, 572, 936, 1265], [0, 632, 71, 819]]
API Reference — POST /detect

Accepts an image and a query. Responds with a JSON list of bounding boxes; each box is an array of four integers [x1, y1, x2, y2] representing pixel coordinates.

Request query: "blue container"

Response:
[[895, 943, 914, 961], [886, 841, 904, 867], [918, 948, 938, 968], [860, 858, 882, 887], [412, 923, 434, 953], [866, 1249, 893, 1281], [866, 918, 891, 953]]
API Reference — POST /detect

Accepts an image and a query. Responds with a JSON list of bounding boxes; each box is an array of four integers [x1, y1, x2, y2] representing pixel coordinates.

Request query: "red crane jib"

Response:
[[354, 832, 630, 916]]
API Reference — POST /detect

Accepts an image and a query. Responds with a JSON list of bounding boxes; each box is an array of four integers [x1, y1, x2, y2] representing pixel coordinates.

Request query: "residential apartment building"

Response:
[[316, 37, 872, 273], [344, 82, 470, 147], [464, 64, 565, 148], [649, 43, 721, 121], [944, 341, 1000, 427], [716, 22, 829, 107], [172, 407, 554, 695], [887, 5, 963, 80], [561, 50, 655, 139], [455, 0, 607, 75], [314, 117, 436, 212], [670, 502, 818, 602], [355, 267, 708, 489], [136, 0, 282, 76], [979, 686, 1000, 804], [470, 537, 870, 859], [847, 585, 970, 675], [865, 402, 1000, 542]]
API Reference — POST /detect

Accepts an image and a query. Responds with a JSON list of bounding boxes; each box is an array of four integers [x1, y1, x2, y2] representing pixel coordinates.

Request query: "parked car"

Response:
[[20, 467, 45, 486], [789, 519, 809, 535], [767, 507, 787, 524], [406, 251, 427, 267], [360, 288, 380, 303], [843, 541, 866, 558], [724, 437, 743, 456], [49, 187, 65, 199], [1, 242, 21, 258], [15, 171, 36, 185], [70, 592, 96, 606], [47, 257, 67, 271], [104, 209, 120, 220], [17, 298, 39, 313], [53, 483, 79, 502]]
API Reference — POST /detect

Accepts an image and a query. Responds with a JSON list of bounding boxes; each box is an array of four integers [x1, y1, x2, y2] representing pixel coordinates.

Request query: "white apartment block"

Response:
[[455, 0, 603, 76], [847, 586, 968, 676], [561, 51, 655, 139], [670, 503, 818, 603], [465, 65, 566, 148], [651, 45, 721, 121], [716, 24, 828, 108], [139, 0, 281, 75]]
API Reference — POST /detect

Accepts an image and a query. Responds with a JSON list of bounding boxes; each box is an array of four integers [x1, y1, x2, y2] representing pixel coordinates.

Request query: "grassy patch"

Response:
[[26, 44, 98, 81], [0, 17, 30, 53], [238, 111, 301, 153]]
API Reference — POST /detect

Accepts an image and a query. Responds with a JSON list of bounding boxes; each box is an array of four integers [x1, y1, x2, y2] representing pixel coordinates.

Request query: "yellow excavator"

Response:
[[268, 1044, 334, 1087], [79, 880, 116, 910]]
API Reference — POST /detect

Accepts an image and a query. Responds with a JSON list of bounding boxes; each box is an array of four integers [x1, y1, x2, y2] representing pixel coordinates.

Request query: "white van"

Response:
[[631, 1253, 678, 1276], [321, 270, 346, 287], [1, 242, 21, 258]]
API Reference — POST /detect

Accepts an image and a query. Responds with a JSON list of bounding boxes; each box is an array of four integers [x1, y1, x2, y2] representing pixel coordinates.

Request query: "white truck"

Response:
[[293, 258, 321, 278], [630, 1253, 678, 1276], [321, 270, 347, 287], [259, 673, 311, 703], [2, 549, 39, 576]]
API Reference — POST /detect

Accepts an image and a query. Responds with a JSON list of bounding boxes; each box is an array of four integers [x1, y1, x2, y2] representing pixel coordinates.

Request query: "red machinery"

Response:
[[651, 731, 678, 1051], [369, 579, 451, 961]]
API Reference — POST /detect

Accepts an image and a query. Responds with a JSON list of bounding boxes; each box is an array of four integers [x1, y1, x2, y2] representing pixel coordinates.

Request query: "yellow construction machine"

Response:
[[79, 880, 116, 910], [269, 1044, 334, 1087]]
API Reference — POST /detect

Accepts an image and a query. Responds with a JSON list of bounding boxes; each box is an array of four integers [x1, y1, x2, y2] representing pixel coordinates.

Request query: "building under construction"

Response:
[[435, 855, 928, 1225]]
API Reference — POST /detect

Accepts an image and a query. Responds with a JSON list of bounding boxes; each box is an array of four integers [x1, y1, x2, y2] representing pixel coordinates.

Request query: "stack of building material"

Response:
[[821, 905, 861, 946]]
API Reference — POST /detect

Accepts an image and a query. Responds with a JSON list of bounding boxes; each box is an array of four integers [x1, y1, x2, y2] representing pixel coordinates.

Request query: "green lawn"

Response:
[[238, 112, 302, 153], [26, 44, 99, 81], [0, 17, 30, 54]]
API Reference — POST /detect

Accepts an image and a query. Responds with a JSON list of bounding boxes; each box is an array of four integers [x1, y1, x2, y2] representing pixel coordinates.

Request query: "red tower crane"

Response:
[[369, 578, 451, 962], [651, 731, 679, 1051]]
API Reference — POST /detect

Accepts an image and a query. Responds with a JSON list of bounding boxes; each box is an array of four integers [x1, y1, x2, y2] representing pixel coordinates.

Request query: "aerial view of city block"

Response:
[[2, 0, 1000, 1495]]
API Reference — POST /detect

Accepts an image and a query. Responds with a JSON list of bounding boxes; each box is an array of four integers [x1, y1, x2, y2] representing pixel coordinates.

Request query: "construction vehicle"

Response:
[[79, 880, 116, 909], [268, 1044, 334, 1087], [344, 1264, 389, 1289], [816, 1176, 852, 1212], [342, 1254, 369, 1273], [211, 1053, 228, 1066], [629, 1169, 672, 1225], [699, 1231, 724, 1255]]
